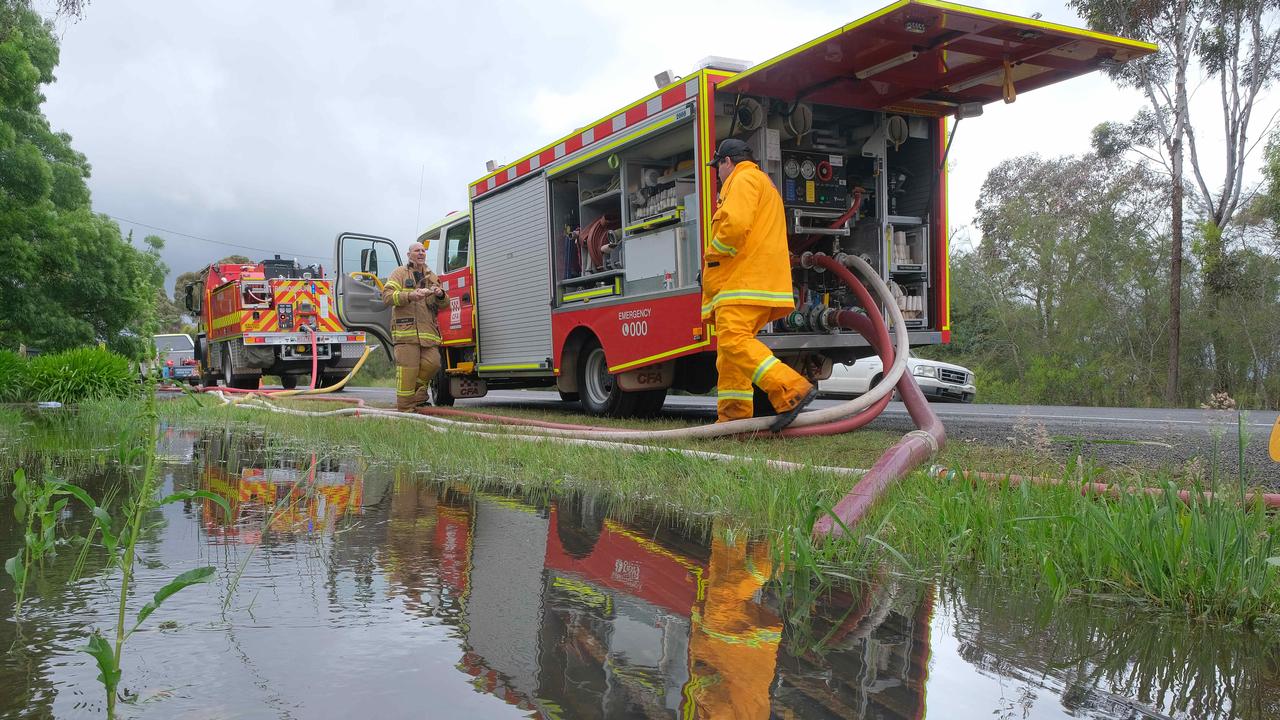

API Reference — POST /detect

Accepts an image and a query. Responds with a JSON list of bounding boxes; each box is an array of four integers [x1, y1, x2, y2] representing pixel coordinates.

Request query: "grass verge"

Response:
[[156, 396, 1280, 624], [5, 396, 1277, 624]]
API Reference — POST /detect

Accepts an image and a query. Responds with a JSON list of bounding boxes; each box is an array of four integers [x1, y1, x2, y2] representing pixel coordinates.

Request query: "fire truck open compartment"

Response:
[[706, 94, 943, 367], [550, 114, 701, 305]]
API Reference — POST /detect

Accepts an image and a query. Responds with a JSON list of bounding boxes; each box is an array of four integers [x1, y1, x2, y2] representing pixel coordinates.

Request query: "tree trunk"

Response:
[[1166, 144, 1183, 405], [1205, 221, 1232, 393]]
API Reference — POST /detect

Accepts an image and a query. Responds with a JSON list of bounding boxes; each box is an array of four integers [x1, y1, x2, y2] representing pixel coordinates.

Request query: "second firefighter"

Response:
[[383, 241, 450, 411]]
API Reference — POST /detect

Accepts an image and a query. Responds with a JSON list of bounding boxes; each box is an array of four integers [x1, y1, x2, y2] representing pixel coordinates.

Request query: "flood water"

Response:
[[1, 425, 1277, 719]]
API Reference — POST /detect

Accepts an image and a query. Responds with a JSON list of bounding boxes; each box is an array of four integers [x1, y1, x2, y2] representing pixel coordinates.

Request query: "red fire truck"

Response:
[[334, 0, 1153, 415], [184, 256, 367, 389]]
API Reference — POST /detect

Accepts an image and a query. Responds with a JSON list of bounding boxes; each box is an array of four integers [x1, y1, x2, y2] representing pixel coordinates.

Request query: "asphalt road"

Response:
[[330, 386, 1278, 486]]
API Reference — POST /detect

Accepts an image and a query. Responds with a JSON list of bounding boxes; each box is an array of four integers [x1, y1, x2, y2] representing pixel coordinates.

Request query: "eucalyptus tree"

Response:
[[1070, 0, 1280, 401]]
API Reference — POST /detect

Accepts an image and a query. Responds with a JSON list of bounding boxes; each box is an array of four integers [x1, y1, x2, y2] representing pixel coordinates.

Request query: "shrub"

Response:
[[0, 350, 28, 402], [23, 347, 138, 404]]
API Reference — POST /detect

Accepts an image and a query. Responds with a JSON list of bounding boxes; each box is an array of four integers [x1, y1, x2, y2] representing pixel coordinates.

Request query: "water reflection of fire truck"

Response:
[[372, 485, 936, 717], [434, 491, 781, 718], [196, 441, 366, 542]]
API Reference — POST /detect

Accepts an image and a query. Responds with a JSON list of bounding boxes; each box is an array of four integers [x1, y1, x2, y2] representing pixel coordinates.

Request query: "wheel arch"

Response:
[[557, 326, 599, 395]]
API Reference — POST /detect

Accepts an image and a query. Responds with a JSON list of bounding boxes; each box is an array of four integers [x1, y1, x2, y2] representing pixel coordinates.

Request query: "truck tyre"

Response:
[[868, 372, 900, 401], [200, 363, 217, 388], [429, 368, 454, 406], [224, 346, 258, 390], [633, 389, 667, 418], [317, 374, 346, 391], [578, 339, 638, 417], [279, 375, 298, 390]]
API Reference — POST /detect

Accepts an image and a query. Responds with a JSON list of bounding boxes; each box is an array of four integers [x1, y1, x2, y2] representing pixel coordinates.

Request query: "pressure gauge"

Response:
[[783, 157, 800, 179], [800, 159, 816, 180]]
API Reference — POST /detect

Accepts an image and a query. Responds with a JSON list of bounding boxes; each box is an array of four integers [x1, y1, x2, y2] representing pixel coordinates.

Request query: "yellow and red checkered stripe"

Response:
[[469, 74, 701, 200], [239, 280, 343, 333]]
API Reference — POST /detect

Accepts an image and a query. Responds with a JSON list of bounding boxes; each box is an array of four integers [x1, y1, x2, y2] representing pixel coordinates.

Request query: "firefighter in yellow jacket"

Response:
[[702, 138, 816, 430], [383, 242, 450, 411]]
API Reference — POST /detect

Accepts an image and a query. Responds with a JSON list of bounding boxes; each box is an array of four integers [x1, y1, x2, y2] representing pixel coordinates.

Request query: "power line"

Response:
[[105, 214, 331, 262]]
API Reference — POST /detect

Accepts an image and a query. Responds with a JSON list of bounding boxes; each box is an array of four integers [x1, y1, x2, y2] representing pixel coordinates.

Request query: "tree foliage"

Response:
[[0, 3, 163, 358], [936, 151, 1280, 409], [1069, 0, 1280, 397]]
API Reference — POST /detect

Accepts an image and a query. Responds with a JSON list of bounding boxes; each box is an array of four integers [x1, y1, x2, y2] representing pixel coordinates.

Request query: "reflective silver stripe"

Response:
[[710, 237, 736, 256], [752, 356, 778, 385]]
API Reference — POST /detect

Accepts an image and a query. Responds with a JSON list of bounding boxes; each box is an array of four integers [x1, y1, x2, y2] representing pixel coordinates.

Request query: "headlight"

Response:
[[911, 365, 937, 378]]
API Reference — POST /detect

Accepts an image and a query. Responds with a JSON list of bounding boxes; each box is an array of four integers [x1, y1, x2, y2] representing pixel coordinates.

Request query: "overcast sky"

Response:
[[34, 0, 1276, 290]]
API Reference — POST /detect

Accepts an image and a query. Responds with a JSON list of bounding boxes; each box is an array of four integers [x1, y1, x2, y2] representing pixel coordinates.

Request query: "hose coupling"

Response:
[[808, 304, 836, 333], [905, 429, 940, 458], [798, 251, 814, 269], [783, 311, 809, 331]]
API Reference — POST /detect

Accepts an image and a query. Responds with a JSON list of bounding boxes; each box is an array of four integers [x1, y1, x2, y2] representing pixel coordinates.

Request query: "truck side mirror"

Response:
[[361, 247, 379, 276], [183, 284, 195, 312]]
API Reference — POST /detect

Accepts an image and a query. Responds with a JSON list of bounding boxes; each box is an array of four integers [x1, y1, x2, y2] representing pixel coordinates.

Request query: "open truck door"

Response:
[[718, 0, 1154, 116], [717, 0, 1155, 115], [334, 232, 401, 361]]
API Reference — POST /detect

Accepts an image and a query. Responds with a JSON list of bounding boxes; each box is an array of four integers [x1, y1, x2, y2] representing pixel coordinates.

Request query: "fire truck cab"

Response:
[[335, 0, 1153, 415]]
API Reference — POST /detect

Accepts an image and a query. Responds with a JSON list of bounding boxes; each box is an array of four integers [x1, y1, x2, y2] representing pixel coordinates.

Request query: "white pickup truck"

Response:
[[146, 333, 199, 385], [821, 353, 976, 403]]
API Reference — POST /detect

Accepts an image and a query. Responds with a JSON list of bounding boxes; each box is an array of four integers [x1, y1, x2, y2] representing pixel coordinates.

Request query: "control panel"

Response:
[[781, 150, 848, 210]]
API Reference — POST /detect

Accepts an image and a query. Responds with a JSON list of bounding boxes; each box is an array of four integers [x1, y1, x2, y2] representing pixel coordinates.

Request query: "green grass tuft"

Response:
[[0, 350, 29, 402], [22, 347, 138, 405]]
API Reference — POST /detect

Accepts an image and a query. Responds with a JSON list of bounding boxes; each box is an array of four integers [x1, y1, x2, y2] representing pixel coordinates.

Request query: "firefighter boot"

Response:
[[769, 384, 818, 433]]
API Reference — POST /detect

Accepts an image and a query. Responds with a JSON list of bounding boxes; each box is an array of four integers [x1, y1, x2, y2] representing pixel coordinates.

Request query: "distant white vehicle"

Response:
[[147, 333, 198, 384], [821, 353, 975, 403]]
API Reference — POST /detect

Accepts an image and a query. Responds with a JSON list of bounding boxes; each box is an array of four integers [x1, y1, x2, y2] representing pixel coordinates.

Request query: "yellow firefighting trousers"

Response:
[[713, 304, 812, 423], [394, 344, 441, 412]]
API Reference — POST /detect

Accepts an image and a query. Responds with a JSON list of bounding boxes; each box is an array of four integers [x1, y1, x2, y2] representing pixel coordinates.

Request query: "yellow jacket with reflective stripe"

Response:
[[700, 161, 795, 321], [382, 264, 449, 347]]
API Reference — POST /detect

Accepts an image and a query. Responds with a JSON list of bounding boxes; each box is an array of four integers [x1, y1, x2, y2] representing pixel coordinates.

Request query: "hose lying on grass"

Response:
[[209, 390, 867, 478], [205, 390, 1280, 522]]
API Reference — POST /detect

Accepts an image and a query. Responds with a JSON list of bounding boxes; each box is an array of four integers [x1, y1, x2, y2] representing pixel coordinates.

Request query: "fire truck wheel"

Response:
[[429, 369, 454, 406], [279, 375, 298, 390], [632, 389, 667, 418], [578, 340, 638, 417], [223, 346, 259, 390], [317, 374, 346, 391]]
